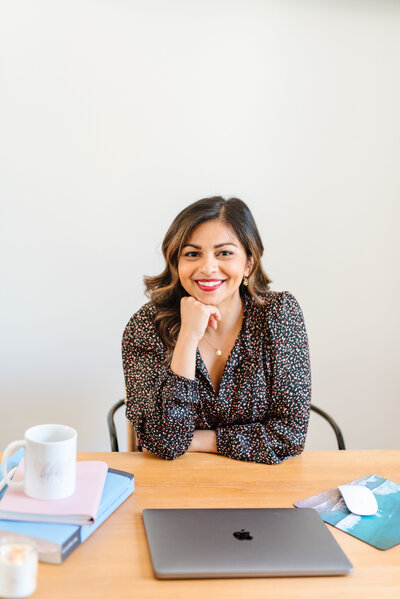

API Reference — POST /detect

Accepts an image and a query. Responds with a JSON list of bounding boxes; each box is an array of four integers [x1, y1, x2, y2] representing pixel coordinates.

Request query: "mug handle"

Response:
[[1, 440, 25, 488]]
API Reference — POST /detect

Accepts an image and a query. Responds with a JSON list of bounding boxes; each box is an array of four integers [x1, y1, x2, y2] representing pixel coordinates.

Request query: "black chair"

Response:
[[107, 400, 346, 452], [310, 404, 346, 450], [107, 399, 131, 452]]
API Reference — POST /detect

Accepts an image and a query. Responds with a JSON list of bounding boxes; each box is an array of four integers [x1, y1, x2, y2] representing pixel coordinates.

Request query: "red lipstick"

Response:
[[195, 279, 225, 292]]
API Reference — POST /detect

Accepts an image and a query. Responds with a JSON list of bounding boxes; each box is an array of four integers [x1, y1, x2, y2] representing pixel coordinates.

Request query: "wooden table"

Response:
[[31, 451, 400, 598]]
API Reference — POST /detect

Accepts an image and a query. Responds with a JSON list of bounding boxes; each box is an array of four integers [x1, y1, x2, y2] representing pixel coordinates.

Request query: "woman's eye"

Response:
[[218, 251, 233, 257], [184, 251, 199, 258]]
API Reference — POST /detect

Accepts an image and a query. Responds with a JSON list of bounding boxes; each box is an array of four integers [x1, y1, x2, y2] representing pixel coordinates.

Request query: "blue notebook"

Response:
[[294, 474, 400, 550], [0, 450, 135, 563]]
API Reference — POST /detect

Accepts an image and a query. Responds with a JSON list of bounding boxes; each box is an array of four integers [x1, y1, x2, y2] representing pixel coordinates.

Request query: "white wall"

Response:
[[1, 0, 399, 452]]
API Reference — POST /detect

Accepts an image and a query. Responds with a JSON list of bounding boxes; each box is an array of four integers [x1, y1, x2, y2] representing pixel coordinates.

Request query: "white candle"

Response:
[[0, 538, 38, 599]]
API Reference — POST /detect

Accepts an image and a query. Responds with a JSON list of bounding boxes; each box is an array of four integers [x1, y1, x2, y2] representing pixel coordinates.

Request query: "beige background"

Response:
[[1, 0, 399, 451]]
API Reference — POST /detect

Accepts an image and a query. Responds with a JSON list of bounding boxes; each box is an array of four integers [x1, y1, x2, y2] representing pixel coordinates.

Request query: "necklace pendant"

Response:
[[216, 349, 222, 356]]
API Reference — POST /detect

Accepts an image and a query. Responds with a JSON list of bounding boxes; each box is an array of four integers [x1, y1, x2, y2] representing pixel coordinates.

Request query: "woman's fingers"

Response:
[[212, 309, 221, 322], [207, 305, 221, 329], [208, 306, 221, 325], [180, 296, 222, 341], [208, 314, 219, 329]]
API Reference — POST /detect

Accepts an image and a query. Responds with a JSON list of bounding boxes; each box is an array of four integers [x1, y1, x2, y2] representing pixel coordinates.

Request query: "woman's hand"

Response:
[[170, 297, 221, 380], [142, 430, 217, 455], [188, 430, 217, 453], [179, 296, 221, 344]]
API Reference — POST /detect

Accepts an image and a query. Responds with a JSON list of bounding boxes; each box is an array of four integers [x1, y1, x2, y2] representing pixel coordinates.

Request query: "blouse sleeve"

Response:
[[216, 292, 311, 464], [122, 306, 199, 459]]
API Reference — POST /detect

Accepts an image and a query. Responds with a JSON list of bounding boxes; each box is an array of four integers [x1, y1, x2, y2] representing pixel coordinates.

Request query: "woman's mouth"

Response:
[[195, 279, 226, 292]]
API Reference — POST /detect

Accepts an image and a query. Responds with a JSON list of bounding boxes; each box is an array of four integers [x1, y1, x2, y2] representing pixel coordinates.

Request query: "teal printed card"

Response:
[[294, 475, 400, 550]]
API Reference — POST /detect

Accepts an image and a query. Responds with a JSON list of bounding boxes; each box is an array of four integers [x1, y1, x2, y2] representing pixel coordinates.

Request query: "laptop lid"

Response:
[[142, 508, 353, 579]]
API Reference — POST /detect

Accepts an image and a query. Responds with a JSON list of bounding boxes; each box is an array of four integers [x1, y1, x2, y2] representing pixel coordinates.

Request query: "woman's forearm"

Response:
[[170, 332, 198, 380]]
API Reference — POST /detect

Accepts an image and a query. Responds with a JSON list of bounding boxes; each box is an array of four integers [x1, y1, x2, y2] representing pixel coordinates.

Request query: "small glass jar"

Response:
[[0, 537, 38, 598]]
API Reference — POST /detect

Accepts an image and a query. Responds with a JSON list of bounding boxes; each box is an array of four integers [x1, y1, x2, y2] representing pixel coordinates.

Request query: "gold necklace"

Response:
[[203, 335, 223, 356]]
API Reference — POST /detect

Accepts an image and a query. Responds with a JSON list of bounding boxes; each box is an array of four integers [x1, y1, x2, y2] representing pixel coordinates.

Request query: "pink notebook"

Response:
[[0, 460, 108, 525]]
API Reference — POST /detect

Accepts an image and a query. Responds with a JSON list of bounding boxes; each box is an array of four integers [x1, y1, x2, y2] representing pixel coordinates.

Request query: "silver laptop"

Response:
[[143, 508, 353, 579]]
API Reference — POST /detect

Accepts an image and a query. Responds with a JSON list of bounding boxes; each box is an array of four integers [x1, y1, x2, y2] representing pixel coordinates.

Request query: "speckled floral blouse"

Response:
[[122, 291, 311, 464]]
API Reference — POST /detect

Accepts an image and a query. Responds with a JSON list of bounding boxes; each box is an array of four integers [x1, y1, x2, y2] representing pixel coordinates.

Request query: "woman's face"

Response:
[[177, 219, 252, 307]]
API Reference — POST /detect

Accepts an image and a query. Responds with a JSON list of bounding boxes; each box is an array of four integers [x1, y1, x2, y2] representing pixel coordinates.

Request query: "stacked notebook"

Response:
[[0, 450, 135, 563]]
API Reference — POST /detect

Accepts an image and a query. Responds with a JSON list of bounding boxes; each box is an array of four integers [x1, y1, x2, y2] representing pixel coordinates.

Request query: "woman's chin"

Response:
[[194, 294, 220, 305]]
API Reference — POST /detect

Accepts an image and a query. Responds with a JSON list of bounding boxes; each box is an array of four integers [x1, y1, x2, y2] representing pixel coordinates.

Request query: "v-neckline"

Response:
[[196, 296, 249, 396]]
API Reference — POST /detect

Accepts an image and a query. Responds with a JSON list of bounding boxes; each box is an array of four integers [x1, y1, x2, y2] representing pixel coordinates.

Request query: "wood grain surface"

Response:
[[7, 450, 400, 599]]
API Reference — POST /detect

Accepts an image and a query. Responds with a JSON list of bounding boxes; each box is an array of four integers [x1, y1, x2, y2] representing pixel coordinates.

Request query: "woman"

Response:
[[122, 196, 311, 463]]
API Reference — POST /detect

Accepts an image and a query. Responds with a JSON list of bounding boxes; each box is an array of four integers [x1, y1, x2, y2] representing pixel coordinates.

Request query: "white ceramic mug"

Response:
[[1, 424, 77, 500]]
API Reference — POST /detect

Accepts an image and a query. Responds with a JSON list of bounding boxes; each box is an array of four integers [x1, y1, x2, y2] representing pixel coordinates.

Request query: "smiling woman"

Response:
[[178, 220, 251, 304], [122, 197, 312, 463]]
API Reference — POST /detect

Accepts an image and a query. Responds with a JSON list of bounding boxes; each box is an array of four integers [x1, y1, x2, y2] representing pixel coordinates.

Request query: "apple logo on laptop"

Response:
[[233, 529, 253, 541]]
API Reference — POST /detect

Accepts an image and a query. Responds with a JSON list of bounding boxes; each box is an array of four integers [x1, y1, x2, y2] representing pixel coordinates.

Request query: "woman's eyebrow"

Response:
[[182, 242, 238, 249]]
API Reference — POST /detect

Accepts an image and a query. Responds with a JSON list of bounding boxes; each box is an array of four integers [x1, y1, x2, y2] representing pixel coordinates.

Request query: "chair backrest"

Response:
[[107, 400, 346, 452], [107, 399, 138, 452], [310, 404, 346, 450]]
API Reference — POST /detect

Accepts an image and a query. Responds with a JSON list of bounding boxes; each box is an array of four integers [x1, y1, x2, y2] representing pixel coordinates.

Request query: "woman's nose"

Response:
[[199, 254, 218, 275]]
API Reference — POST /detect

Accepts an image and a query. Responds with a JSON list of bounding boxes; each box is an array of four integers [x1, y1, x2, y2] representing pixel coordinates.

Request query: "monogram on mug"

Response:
[[1, 424, 78, 500]]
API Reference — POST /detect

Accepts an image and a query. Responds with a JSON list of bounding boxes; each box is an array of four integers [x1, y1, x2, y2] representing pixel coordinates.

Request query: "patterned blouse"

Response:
[[122, 291, 311, 464]]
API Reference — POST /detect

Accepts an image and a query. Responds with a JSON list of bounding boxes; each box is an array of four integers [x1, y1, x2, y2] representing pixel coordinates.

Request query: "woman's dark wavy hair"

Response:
[[144, 196, 272, 354]]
